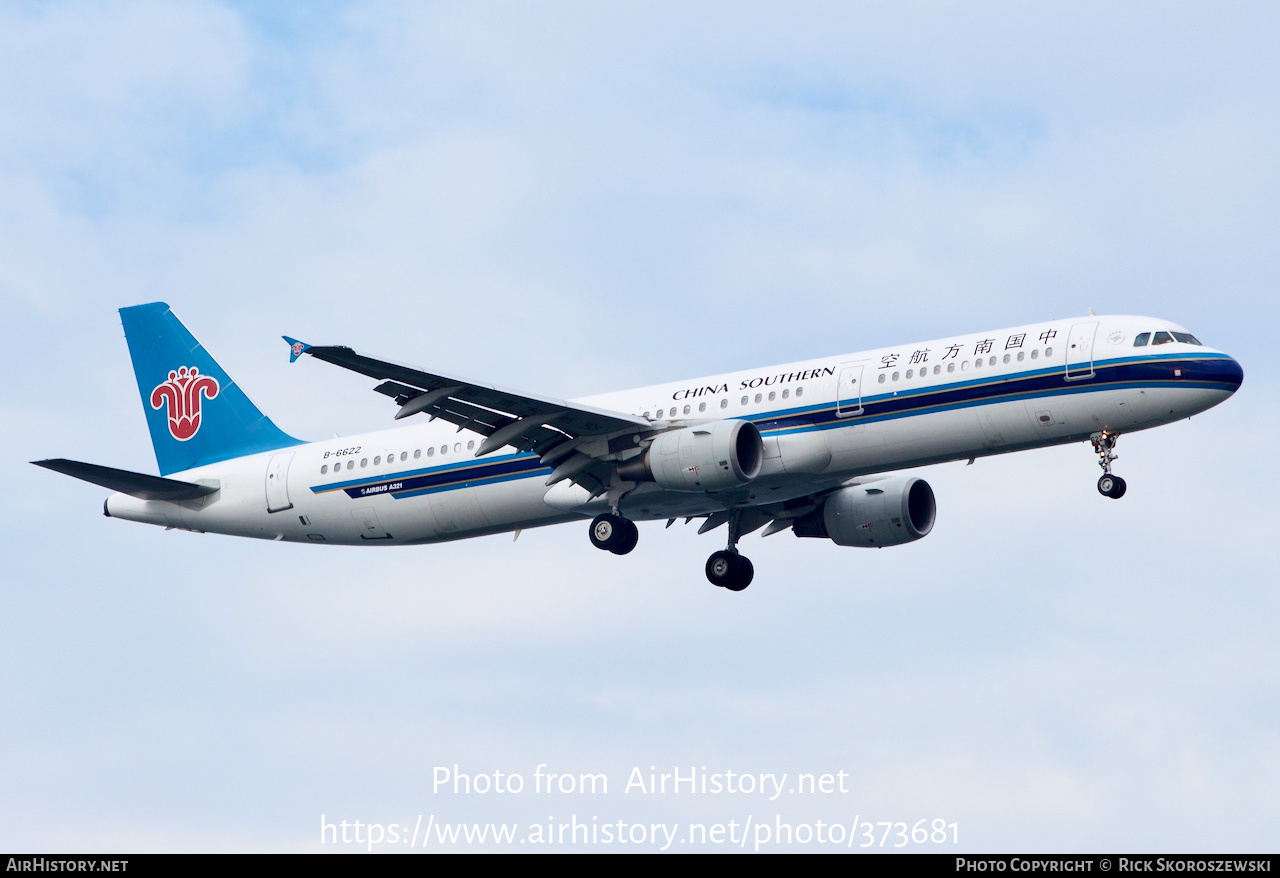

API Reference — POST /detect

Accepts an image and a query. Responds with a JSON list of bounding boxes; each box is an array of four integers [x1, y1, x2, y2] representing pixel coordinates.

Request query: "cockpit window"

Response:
[[1133, 332, 1150, 347], [1152, 331, 1174, 345], [1171, 332, 1202, 346]]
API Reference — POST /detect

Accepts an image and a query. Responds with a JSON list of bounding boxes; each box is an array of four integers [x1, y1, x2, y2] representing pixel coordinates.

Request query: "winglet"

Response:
[[282, 336, 312, 364]]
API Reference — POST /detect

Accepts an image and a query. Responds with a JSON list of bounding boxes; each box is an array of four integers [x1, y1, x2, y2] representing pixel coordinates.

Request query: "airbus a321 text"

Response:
[[36, 304, 1242, 591]]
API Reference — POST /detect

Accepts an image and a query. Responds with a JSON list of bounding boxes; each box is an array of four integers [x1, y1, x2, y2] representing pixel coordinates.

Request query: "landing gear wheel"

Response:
[[589, 513, 625, 551], [706, 551, 735, 586], [609, 519, 639, 555], [725, 556, 753, 592], [1097, 474, 1127, 499], [705, 551, 753, 591]]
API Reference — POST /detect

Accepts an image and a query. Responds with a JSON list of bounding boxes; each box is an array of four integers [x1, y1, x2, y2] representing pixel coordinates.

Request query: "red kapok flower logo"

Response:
[[150, 366, 220, 441]]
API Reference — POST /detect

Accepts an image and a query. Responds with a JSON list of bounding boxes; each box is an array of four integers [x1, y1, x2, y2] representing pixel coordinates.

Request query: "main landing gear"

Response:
[[588, 508, 755, 592], [706, 550, 753, 592], [1091, 431, 1127, 499], [589, 512, 639, 555], [704, 510, 754, 592]]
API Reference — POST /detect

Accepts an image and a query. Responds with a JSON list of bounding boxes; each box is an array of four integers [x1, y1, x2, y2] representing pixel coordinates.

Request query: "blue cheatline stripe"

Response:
[[757, 352, 1238, 434], [312, 451, 527, 493], [310, 452, 546, 500], [306, 353, 1239, 500], [393, 466, 549, 499]]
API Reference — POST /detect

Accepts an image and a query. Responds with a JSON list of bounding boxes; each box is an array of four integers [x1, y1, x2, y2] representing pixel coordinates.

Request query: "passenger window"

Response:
[[441, 445, 448, 455], [467, 440, 475, 450], [401, 452, 408, 462], [905, 369, 913, 379], [1003, 354, 1010, 364], [454, 443, 461, 453], [754, 393, 762, 403], [974, 359, 982, 369], [741, 396, 748, 406], [360, 458, 367, 468], [989, 356, 997, 366], [1152, 331, 1173, 345], [767, 391, 775, 401], [374, 456, 381, 465], [781, 389, 789, 399], [643, 411, 651, 419], [321, 464, 328, 475], [1133, 332, 1151, 347], [961, 361, 969, 371], [720, 398, 728, 408], [796, 387, 804, 397], [1045, 347, 1053, 356], [878, 374, 886, 383], [892, 371, 900, 381], [947, 362, 955, 373], [698, 402, 706, 412], [427, 447, 434, 457], [347, 460, 354, 470], [683, 405, 691, 415], [413, 449, 420, 459], [933, 365, 940, 375], [1030, 350, 1039, 359], [1017, 351, 1024, 361]]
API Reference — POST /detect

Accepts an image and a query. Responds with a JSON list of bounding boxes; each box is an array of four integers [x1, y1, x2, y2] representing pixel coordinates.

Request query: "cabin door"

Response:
[[265, 451, 295, 513], [1065, 322, 1098, 381], [836, 364, 865, 416]]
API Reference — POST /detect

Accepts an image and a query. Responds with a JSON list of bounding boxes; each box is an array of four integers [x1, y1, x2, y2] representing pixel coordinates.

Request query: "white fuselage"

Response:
[[104, 315, 1242, 545]]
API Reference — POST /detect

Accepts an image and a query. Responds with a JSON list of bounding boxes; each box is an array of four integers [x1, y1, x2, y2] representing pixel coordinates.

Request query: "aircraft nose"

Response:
[[1185, 354, 1243, 394], [1223, 356, 1244, 392]]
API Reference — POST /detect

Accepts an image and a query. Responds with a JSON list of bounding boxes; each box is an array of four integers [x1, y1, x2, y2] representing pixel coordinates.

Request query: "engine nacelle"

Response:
[[793, 476, 936, 547], [618, 420, 763, 492]]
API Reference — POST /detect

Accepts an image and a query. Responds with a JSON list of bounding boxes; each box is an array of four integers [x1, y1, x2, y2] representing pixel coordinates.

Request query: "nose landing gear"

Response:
[[1091, 431, 1127, 499]]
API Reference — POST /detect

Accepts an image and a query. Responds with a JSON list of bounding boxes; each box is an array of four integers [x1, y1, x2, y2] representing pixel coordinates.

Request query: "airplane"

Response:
[[34, 303, 1243, 591]]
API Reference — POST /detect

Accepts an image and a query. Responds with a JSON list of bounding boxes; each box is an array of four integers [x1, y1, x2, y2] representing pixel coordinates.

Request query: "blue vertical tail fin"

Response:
[[120, 302, 302, 475]]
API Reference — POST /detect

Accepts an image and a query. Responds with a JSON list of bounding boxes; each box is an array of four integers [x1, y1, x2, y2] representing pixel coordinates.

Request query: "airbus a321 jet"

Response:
[[36, 303, 1242, 591]]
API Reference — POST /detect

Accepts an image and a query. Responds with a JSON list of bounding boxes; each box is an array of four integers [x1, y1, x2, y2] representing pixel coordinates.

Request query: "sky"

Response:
[[2, 0, 1278, 852]]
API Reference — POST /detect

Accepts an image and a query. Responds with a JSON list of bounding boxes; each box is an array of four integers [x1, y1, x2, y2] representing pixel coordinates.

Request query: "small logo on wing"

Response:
[[151, 366, 220, 441]]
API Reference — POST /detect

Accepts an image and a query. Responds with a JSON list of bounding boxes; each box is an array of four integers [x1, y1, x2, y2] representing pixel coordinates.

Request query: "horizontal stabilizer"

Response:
[[32, 459, 219, 501]]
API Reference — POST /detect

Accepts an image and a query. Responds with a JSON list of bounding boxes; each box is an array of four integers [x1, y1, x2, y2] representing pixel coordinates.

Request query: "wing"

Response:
[[284, 337, 652, 496]]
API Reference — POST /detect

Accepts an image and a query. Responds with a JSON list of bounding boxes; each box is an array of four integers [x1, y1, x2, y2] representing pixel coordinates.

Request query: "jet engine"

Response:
[[618, 420, 763, 492], [793, 476, 936, 547]]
